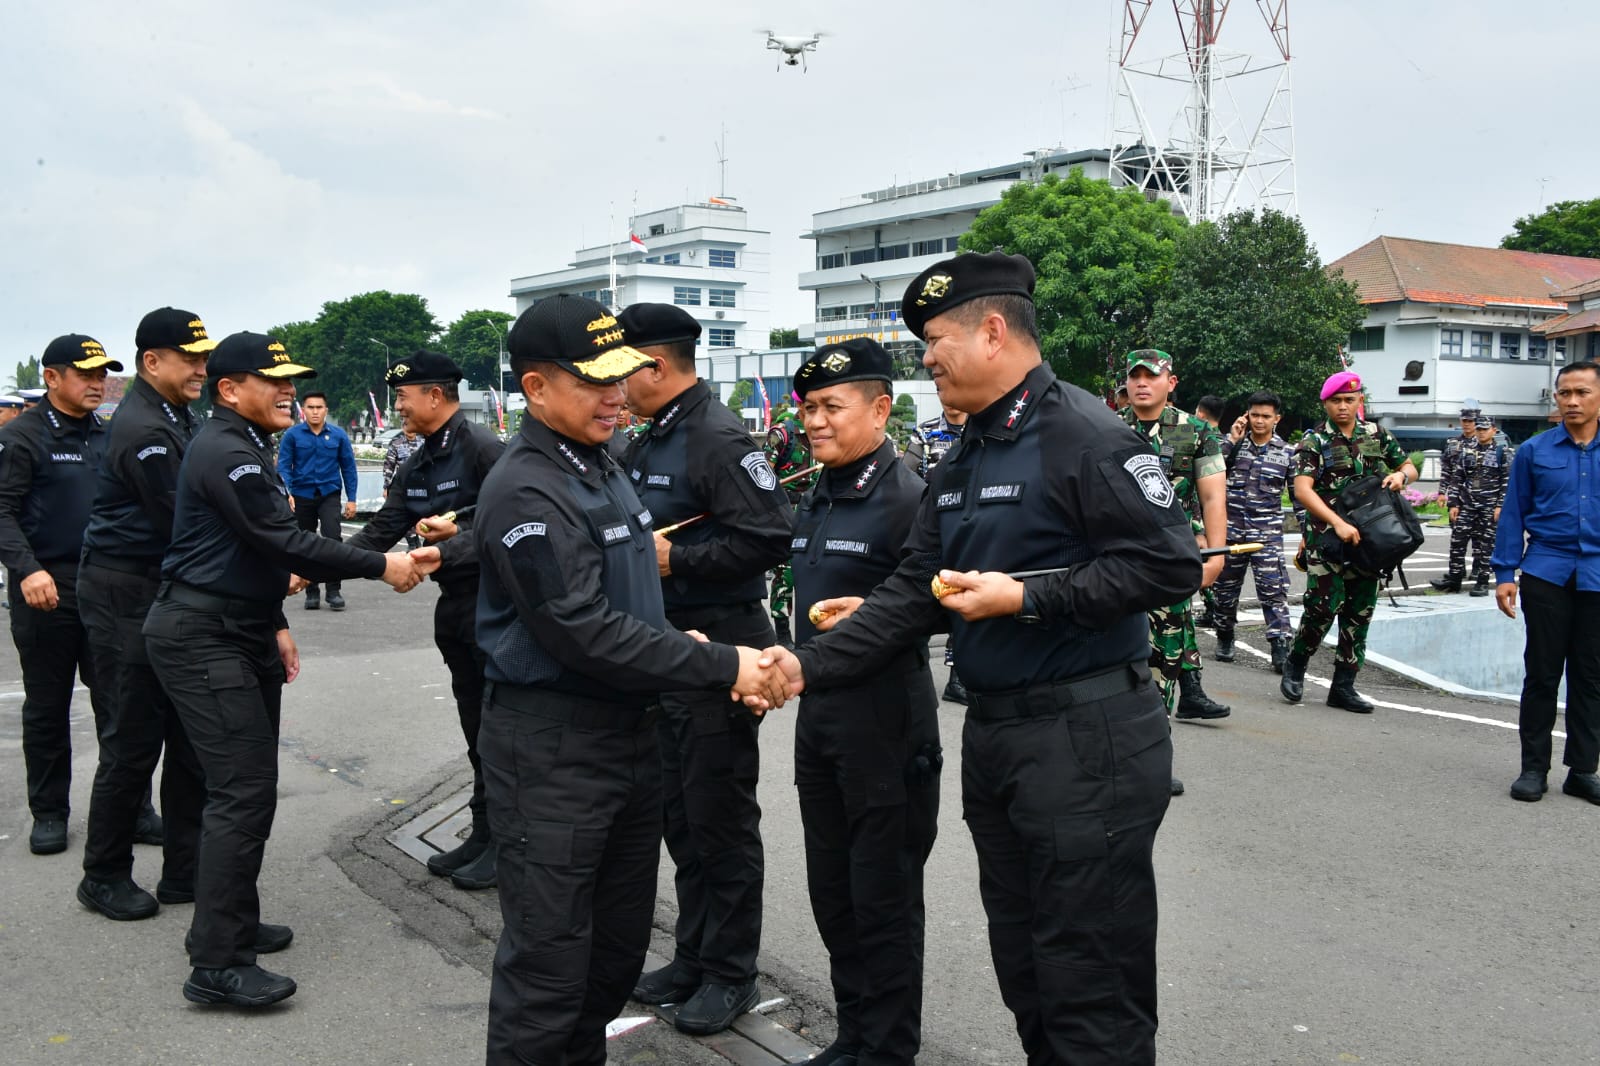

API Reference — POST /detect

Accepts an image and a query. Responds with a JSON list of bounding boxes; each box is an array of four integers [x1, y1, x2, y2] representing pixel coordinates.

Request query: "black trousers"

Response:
[[796, 655, 940, 1066], [658, 601, 773, 984], [961, 667, 1172, 1066], [434, 585, 488, 832], [482, 689, 661, 1066], [293, 491, 343, 594], [1518, 574, 1600, 774], [80, 563, 203, 885], [7, 563, 110, 820], [144, 597, 284, 969]]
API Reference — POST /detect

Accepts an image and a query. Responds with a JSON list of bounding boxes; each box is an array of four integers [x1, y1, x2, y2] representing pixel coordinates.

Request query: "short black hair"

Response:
[[949, 294, 1040, 347], [513, 360, 563, 394], [1245, 390, 1281, 413], [1196, 395, 1225, 418], [649, 339, 697, 373], [852, 379, 891, 401], [1556, 359, 1600, 385], [300, 391, 328, 405], [206, 372, 249, 405]]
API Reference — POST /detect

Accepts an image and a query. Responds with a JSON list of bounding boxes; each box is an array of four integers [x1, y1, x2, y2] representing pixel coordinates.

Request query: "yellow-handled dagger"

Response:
[[655, 464, 823, 537], [417, 504, 477, 535], [928, 542, 1265, 599]]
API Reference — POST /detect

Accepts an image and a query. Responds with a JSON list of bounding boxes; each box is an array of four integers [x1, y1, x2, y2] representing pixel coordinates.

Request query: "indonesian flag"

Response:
[[629, 232, 648, 254], [488, 384, 506, 432], [368, 390, 385, 431], [294, 400, 304, 422], [708, 197, 731, 206], [752, 377, 771, 430]]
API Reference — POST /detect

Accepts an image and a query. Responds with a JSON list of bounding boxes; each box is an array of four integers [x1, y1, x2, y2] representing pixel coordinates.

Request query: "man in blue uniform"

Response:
[[472, 294, 785, 1065], [790, 337, 941, 1066], [1456, 414, 1510, 597], [0, 334, 119, 856], [758, 253, 1201, 1065], [277, 390, 360, 610], [144, 332, 424, 1007], [77, 307, 216, 921], [1432, 401, 1481, 592], [1212, 390, 1295, 672], [348, 351, 505, 889], [617, 302, 794, 1035]]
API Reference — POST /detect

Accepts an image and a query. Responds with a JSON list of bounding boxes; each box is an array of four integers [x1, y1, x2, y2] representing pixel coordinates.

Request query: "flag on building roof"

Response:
[[629, 232, 648, 253], [708, 197, 732, 206]]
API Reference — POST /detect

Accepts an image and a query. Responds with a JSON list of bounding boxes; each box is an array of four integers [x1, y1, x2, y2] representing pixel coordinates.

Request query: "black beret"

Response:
[[616, 302, 702, 348], [900, 251, 1036, 340], [794, 337, 893, 400], [386, 350, 463, 387]]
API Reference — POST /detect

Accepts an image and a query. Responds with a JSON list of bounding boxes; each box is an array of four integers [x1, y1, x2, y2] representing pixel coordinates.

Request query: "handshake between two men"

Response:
[[286, 512, 463, 598]]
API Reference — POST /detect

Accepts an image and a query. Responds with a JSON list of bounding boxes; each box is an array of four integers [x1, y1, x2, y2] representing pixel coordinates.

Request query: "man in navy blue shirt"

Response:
[[1494, 359, 1600, 805], [277, 391, 359, 610]]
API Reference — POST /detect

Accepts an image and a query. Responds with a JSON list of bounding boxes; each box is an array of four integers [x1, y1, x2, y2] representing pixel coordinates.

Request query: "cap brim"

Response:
[[1126, 360, 1169, 375], [257, 363, 318, 379], [71, 355, 124, 371], [569, 345, 655, 384], [180, 338, 220, 353]]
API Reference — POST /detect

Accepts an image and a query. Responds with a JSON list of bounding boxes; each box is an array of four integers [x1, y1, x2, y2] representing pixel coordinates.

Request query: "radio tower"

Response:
[[1109, 1, 1296, 223]]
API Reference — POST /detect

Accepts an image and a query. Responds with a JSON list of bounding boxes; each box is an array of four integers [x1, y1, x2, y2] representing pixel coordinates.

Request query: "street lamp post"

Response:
[[479, 317, 508, 394], [368, 337, 391, 429]]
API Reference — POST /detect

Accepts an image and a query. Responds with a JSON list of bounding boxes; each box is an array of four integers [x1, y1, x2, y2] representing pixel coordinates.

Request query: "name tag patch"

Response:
[[977, 482, 1023, 503], [228, 463, 261, 481], [646, 474, 673, 488], [601, 523, 631, 544], [51, 452, 85, 463], [823, 538, 870, 557], [136, 445, 168, 461], [407, 488, 429, 497], [502, 522, 547, 547], [936, 490, 964, 510], [791, 536, 809, 551], [435, 479, 459, 492]]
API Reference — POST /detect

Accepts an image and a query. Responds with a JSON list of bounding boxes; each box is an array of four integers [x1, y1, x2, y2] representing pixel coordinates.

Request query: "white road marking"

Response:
[[605, 1016, 652, 1039]]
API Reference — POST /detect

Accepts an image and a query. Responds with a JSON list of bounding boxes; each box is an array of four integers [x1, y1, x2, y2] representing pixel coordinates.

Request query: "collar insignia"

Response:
[[1006, 390, 1030, 428], [854, 460, 878, 491]]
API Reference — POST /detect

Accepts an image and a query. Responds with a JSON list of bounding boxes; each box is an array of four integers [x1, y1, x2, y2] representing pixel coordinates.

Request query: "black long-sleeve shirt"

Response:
[[161, 407, 387, 614], [622, 380, 793, 615], [475, 415, 738, 699], [795, 363, 1203, 693], [0, 397, 107, 577], [81, 375, 199, 562], [348, 410, 504, 585]]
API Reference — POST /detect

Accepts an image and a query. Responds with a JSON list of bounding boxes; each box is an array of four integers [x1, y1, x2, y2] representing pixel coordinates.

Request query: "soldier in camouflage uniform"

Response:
[[1120, 351, 1231, 732], [1213, 390, 1296, 672], [1431, 401, 1482, 592], [765, 406, 815, 647], [902, 402, 971, 703], [1280, 371, 1418, 713], [1457, 414, 1510, 596]]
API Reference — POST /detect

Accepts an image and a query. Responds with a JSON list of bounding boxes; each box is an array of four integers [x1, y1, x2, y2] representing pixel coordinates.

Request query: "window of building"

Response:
[[1555, 337, 1567, 363], [818, 252, 844, 270], [912, 238, 946, 257], [877, 243, 910, 261], [1440, 328, 1463, 357], [818, 305, 849, 322], [673, 286, 702, 306], [1500, 332, 1521, 359], [947, 237, 961, 252], [848, 248, 876, 266], [708, 248, 737, 269], [1469, 330, 1493, 358], [644, 256, 661, 264], [579, 289, 597, 300], [649, 224, 665, 236], [599, 289, 613, 307], [708, 327, 735, 347], [1348, 326, 1385, 352], [708, 288, 736, 308], [662, 252, 681, 265], [1528, 335, 1549, 361]]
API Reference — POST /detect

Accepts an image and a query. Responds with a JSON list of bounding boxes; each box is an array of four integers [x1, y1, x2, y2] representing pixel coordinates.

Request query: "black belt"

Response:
[[82, 552, 162, 580], [158, 581, 280, 621], [666, 600, 762, 630], [485, 681, 658, 732], [435, 576, 478, 598], [966, 663, 1148, 721]]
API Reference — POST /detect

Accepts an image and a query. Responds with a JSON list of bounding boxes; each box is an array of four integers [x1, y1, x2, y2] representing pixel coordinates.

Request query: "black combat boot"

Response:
[[1174, 671, 1231, 720], [1326, 665, 1374, 714], [1269, 637, 1290, 675], [1213, 628, 1235, 662], [1469, 577, 1490, 597], [1280, 654, 1308, 703], [1429, 574, 1462, 593]]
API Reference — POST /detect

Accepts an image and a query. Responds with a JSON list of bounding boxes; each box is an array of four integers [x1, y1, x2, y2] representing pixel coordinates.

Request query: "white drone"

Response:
[[760, 31, 824, 71]]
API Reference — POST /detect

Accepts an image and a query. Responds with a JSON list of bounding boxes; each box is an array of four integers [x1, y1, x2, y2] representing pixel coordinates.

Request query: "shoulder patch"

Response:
[[502, 522, 547, 547], [1123, 452, 1175, 508], [136, 445, 169, 461], [228, 463, 262, 481], [740, 451, 778, 491]]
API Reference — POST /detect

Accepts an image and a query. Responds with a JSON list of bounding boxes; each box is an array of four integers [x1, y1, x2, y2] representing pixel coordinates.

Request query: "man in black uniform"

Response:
[[347, 351, 505, 890], [77, 308, 216, 921], [788, 338, 941, 1066], [472, 294, 785, 1065], [757, 253, 1200, 1065], [143, 332, 424, 1008], [616, 302, 794, 1034], [0, 334, 119, 856]]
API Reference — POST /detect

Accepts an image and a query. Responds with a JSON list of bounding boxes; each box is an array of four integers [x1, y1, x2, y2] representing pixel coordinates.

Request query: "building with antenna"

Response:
[[508, 200, 772, 353]]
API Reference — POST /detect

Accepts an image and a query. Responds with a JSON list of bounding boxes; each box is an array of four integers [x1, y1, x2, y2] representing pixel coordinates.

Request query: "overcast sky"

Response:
[[4, 0, 1593, 371]]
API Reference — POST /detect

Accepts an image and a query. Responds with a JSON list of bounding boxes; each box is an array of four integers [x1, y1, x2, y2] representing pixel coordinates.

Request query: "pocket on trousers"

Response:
[[1054, 813, 1109, 862], [1109, 706, 1172, 763], [203, 659, 248, 690], [862, 773, 907, 809], [509, 820, 578, 936]]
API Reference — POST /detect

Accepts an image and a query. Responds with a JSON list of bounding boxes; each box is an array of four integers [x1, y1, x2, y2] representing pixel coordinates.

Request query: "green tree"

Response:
[[961, 168, 1188, 392], [1502, 198, 1600, 259], [725, 379, 754, 412], [1147, 207, 1365, 422], [442, 310, 514, 391], [769, 327, 801, 349], [11, 356, 41, 391], [269, 291, 440, 422], [888, 392, 919, 448]]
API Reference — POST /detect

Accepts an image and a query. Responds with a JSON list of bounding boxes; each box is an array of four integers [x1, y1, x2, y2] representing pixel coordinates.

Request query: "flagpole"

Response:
[[608, 203, 618, 313]]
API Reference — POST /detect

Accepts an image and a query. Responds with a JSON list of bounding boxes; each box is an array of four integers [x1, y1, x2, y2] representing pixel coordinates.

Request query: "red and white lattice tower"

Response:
[[1109, 1, 1296, 222]]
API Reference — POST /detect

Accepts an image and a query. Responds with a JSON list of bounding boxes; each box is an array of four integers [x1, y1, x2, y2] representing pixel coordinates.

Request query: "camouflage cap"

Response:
[[1125, 349, 1173, 376]]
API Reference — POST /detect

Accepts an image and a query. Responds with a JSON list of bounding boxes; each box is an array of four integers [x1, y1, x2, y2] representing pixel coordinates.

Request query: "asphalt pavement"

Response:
[[4, 554, 1599, 1065]]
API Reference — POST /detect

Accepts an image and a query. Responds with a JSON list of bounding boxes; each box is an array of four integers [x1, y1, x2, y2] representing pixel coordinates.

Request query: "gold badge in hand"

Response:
[[807, 602, 832, 626], [930, 575, 958, 600]]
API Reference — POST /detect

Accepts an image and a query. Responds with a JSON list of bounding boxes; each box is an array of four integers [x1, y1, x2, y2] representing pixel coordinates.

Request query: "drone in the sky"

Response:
[[760, 31, 824, 71]]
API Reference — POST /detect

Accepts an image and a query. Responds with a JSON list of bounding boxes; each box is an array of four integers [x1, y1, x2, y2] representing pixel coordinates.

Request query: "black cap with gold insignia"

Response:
[[900, 251, 1036, 340], [386, 351, 463, 387], [793, 337, 894, 400], [616, 303, 702, 348], [207, 332, 316, 379], [41, 334, 123, 372], [508, 294, 654, 385], [135, 307, 219, 354]]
